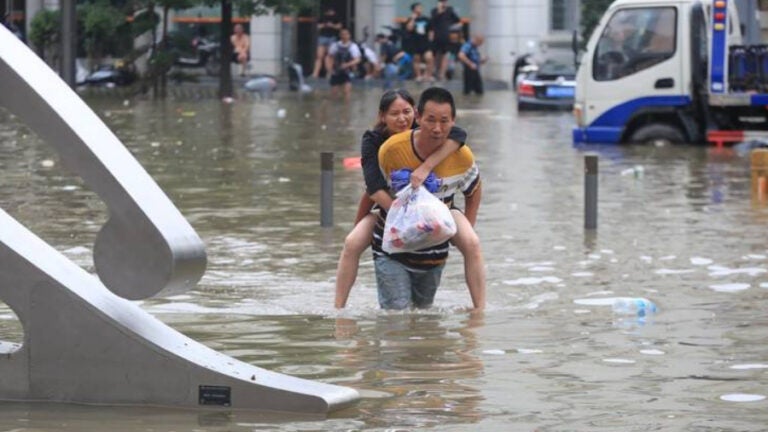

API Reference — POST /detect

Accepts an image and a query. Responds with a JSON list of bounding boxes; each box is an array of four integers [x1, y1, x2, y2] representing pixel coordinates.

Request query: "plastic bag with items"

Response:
[[382, 185, 457, 254]]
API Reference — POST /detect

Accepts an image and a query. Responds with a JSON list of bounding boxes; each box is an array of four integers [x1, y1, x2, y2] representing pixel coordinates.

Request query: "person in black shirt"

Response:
[[311, 8, 343, 79], [404, 2, 434, 82], [429, 0, 460, 81], [376, 33, 410, 89]]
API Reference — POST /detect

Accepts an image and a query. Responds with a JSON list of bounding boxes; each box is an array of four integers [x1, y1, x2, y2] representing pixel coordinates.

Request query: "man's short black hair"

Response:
[[411, 2, 421, 11], [417, 87, 456, 118]]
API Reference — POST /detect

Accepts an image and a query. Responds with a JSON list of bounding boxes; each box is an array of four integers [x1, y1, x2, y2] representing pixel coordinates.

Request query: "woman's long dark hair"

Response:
[[373, 89, 415, 136]]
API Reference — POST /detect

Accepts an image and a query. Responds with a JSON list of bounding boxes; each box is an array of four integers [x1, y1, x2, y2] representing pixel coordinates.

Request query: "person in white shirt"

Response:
[[328, 28, 361, 101]]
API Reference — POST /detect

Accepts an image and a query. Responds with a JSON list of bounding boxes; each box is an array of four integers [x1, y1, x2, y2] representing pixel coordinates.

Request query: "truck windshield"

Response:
[[593, 7, 677, 81]]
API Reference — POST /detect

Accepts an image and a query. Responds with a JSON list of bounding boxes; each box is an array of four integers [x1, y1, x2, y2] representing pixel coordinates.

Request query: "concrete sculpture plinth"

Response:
[[0, 26, 358, 413]]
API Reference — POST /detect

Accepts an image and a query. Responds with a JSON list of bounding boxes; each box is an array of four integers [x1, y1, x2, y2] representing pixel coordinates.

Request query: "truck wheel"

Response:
[[629, 124, 685, 145]]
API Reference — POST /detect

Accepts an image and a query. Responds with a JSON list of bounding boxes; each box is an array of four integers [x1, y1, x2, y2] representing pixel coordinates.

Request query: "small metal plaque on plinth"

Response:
[[199, 385, 231, 406]]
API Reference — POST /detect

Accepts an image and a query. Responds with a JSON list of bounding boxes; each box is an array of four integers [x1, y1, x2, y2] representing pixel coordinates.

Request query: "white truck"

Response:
[[572, 0, 768, 145]]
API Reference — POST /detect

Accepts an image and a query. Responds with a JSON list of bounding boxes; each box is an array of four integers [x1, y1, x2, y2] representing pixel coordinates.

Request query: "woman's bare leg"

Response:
[[450, 209, 486, 309], [312, 45, 327, 78], [334, 213, 377, 308]]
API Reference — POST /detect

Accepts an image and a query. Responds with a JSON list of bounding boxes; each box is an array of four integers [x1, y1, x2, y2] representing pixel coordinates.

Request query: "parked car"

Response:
[[516, 55, 576, 110]]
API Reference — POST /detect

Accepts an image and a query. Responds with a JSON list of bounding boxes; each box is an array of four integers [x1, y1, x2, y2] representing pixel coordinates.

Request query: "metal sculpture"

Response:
[[0, 26, 358, 413]]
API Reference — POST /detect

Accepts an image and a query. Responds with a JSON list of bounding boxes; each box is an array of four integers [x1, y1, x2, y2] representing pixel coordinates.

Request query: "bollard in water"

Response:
[[321, 152, 334, 227], [751, 149, 768, 203], [585, 154, 598, 230]]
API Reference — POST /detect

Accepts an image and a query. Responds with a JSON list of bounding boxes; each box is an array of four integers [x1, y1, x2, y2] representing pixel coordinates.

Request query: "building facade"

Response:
[[255, 0, 582, 84], [9, 0, 580, 85]]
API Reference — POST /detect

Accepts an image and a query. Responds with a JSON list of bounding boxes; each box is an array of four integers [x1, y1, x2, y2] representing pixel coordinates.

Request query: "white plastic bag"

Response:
[[382, 185, 457, 253]]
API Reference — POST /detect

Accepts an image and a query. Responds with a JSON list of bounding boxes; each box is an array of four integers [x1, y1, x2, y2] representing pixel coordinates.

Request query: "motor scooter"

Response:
[[84, 59, 137, 87], [172, 36, 221, 77]]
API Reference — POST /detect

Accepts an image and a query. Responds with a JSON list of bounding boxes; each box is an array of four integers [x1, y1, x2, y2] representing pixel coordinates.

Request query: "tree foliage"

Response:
[[226, 0, 314, 17], [580, 0, 614, 47], [78, 0, 126, 63], [29, 9, 60, 59]]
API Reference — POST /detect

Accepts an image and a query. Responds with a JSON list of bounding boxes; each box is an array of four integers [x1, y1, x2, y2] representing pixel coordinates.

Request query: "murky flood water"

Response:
[[1, 87, 767, 431]]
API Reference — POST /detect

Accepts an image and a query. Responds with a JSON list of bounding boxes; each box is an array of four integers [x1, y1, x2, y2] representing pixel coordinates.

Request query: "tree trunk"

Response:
[[148, 2, 158, 98], [219, 0, 233, 99], [161, 4, 169, 98]]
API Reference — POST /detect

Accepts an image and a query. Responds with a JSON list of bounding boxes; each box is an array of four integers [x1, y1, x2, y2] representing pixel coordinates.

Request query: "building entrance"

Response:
[[296, 0, 355, 77]]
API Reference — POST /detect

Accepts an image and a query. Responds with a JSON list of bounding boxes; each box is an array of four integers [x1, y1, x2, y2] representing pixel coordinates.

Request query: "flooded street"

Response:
[[1, 87, 767, 431]]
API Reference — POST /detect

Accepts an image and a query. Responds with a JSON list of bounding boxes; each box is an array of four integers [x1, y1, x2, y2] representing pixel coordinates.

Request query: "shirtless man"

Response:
[[230, 23, 250, 77]]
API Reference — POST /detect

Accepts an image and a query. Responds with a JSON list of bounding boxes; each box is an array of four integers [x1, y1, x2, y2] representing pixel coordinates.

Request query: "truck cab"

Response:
[[572, 0, 765, 145]]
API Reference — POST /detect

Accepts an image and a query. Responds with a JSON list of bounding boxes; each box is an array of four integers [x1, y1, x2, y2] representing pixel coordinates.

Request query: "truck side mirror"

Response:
[[572, 29, 580, 69]]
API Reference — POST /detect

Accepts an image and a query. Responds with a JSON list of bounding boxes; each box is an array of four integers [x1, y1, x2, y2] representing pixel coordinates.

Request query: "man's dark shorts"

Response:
[[412, 39, 432, 56], [431, 39, 451, 55], [329, 71, 352, 86], [231, 52, 250, 63]]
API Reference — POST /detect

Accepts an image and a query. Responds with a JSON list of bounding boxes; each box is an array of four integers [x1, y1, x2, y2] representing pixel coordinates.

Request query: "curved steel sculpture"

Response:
[[0, 26, 358, 413]]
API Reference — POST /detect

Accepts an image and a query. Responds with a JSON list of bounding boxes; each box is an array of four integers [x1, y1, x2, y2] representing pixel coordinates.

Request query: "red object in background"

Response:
[[343, 157, 362, 169]]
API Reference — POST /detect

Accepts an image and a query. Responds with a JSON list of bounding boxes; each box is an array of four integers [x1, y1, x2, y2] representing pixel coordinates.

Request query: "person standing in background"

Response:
[[457, 34, 487, 95], [230, 23, 250, 77], [429, 0, 460, 81], [312, 8, 343, 79], [404, 2, 434, 82], [328, 28, 361, 101]]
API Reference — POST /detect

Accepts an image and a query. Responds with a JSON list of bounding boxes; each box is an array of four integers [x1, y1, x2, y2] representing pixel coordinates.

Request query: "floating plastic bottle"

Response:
[[620, 165, 645, 178], [612, 297, 657, 318]]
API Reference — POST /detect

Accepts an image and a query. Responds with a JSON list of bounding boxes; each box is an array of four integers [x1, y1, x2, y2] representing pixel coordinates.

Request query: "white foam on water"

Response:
[[61, 185, 79, 191], [660, 255, 676, 261], [482, 349, 506, 355], [503, 276, 563, 286], [571, 272, 594, 277], [640, 255, 653, 263], [63, 246, 90, 255], [720, 394, 766, 402], [730, 364, 768, 370], [553, 245, 567, 251], [585, 290, 613, 297], [165, 294, 193, 301], [655, 268, 695, 275], [610, 258, 618, 263], [278, 177, 291, 183], [603, 358, 636, 364], [708, 265, 766, 277], [573, 309, 591, 314], [528, 266, 555, 272], [522, 261, 555, 267], [601, 249, 615, 254], [640, 349, 666, 356], [761, 283, 768, 289], [523, 292, 559, 309], [744, 254, 766, 260], [588, 254, 601, 260], [573, 297, 616, 306], [517, 348, 543, 354], [690, 257, 713, 266], [709, 283, 751, 293]]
